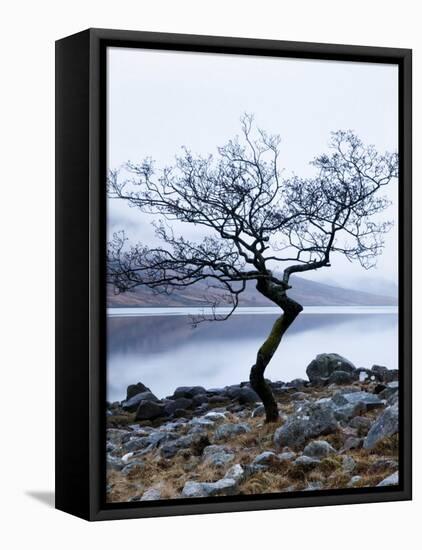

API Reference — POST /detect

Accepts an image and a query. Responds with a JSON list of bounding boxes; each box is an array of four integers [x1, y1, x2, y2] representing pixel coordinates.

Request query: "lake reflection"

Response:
[[106, 309, 398, 402]]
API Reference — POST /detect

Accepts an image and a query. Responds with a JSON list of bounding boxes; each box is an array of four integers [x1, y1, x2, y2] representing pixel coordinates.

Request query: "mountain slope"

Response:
[[107, 275, 397, 307]]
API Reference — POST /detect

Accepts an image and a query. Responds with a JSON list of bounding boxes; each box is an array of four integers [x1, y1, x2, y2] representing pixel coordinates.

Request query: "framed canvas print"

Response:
[[55, 28, 412, 521]]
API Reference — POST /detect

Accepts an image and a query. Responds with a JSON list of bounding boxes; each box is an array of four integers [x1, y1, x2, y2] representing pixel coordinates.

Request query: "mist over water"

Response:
[[106, 308, 398, 402]]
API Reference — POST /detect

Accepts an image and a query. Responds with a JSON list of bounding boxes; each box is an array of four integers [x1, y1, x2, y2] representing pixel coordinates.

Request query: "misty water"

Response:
[[106, 306, 398, 402]]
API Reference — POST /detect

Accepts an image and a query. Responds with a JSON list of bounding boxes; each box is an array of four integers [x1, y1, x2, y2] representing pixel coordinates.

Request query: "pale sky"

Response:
[[107, 47, 399, 294]]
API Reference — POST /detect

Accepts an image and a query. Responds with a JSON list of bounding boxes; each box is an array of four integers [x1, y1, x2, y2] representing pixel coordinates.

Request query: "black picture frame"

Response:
[[55, 28, 412, 521]]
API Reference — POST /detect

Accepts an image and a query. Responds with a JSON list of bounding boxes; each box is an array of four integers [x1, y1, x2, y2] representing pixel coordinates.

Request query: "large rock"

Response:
[[182, 478, 238, 498], [303, 440, 336, 458], [122, 391, 159, 412], [214, 423, 251, 441], [202, 445, 235, 467], [252, 451, 279, 467], [371, 365, 399, 383], [224, 464, 245, 483], [135, 401, 166, 421], [332, 391, 384, 412], [363, 404, 398, 449], [126, 382, 150, 400], [163, 397, 193, 416], [172, 386, 206, 399], [292, 456, 321, 471], [306, 353, 357, 386], [141, 485, 162, 501], [328, 370, 356, 385], [274, 403, 338, 449], [237, 387, 260, 404], [377, 471, 399, 487], [160, 433, 209, 458]]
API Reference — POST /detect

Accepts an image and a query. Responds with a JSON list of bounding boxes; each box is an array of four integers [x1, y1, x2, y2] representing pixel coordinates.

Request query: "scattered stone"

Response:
[[349, 416, 372, 433], [182, 478, 238, 498], [274, 403, 338, 449], [203, 411, 227, 422], [135, 401, 166, 421], [363, 404, 398, 449], [122, 391, 159, 412], [342, 437, 363, 451], [285, 378, 308, 390], [214, 422, 251, 441], [306, 353, 356, 386], [332, 391, 384, 411], [378, 381, 399, 403], [347, 476, 363, 487], [305, 482, 324, 491], [252, 451, 279, 467], [106, 455, 124, 471], [121, 461, 145, 475], [303, 440, 336, 458], [202, 445, 235, 467], [224, 464, 245, 483], [377, 471, 399, 487], [277, 451, 296, 462], [140, 485, 162, 501], [342, 455, 356, 474], [369, 458, 398, 474]]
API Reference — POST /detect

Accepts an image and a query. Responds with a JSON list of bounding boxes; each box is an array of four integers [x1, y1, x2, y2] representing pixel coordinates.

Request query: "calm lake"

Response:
[[106, 306, 398, 402]]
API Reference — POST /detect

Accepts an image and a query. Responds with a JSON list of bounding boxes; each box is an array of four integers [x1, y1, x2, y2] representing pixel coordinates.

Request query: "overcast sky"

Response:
[[107, 47, 398, 294]]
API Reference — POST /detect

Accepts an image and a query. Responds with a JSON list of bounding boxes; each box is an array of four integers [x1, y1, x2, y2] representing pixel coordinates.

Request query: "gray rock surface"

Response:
[[363, 404, 398, 449], [181, 478, 238, 498], [274, 403, 338, 449], [122, 391, 159, 412], [252, 451, 279, 466], [377, 471, 399, 487], [202, 445, 235, 467], [135, 400, 166, 421], [214, 422, 251, 441], [293, 456, 321, 470], [332, 391, 384, 411], [306, 353, 356, 386], [126, 382, 150, 400], [303, 440, 336, 458]]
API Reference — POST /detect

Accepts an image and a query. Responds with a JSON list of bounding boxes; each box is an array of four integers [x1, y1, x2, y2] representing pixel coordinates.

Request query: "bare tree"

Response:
[[107, 115, 397, 422]]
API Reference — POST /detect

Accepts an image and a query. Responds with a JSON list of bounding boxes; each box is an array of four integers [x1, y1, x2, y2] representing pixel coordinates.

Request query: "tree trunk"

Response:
[[249, 279, 303, 423]]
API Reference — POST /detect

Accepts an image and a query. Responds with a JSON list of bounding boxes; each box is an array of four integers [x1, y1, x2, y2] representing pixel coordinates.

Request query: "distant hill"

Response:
[[107, 275, 397, 307]]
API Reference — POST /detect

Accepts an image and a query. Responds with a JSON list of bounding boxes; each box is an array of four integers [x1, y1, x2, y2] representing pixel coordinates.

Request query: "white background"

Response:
[[0, 1, 419, 548]]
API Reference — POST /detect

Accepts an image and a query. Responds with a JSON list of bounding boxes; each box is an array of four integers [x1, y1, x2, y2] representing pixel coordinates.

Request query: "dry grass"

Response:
[[106, 394, 399, 502]]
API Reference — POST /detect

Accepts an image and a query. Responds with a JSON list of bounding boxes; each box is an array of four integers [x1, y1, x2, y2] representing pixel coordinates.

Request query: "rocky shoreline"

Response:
[[106, 353, 399, 502]]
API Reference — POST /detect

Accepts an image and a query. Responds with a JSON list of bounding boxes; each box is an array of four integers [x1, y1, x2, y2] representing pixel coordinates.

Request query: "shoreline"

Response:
[[106, 354, 399, 503]]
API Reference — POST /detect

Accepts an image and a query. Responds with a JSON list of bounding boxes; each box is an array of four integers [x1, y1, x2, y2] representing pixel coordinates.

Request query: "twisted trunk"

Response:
[[249, 278, 303, 422]]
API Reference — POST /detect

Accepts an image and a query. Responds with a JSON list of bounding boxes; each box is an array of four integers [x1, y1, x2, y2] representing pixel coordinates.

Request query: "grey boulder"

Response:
[[303, 440, 336, 458], [135, 400, 166, 421], [377, 471, 399, 487], [363, 404, 398, 449], [306, 353, 357, 386], [122, 391, 159, 412], [214, 422, 251, 441], [274, 403, 338, 449], [182, 478, 238, 498], [202, 445, 234, 467], [126, 382, 150, 400]]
